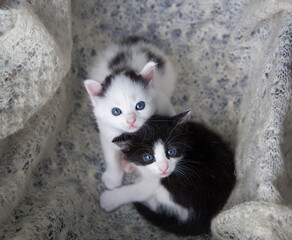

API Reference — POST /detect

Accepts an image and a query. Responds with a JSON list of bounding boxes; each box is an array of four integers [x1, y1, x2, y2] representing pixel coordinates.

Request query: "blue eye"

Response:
[[167, 148, 176, 156], [136, 101, 145, 110], [112, 107, 122, 116], [143, 154, 154, 162]]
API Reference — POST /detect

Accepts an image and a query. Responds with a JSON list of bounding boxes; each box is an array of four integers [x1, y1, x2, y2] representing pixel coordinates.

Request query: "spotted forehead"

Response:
[[107, 75, 148, 100], [99, 70, 148, 97]]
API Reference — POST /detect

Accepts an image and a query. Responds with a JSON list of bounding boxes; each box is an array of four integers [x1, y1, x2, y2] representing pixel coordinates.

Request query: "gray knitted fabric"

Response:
[[0, 0, 291, 239]]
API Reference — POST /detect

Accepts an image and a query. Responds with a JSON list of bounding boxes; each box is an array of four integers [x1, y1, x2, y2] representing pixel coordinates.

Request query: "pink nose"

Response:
[[127, 118, 136, 125], [158, 162, 169, 173]]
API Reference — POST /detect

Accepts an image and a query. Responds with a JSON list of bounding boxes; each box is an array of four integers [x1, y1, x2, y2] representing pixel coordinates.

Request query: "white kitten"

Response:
[[84, 37, 176, 189]]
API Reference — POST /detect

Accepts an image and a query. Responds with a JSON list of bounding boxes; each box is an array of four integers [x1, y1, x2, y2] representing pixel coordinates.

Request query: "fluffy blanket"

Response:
[[0, 0, 292, 239]]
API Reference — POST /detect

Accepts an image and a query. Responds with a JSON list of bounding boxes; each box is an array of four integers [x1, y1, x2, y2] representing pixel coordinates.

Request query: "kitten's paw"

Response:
[[102, 171, 123, 190], [100, 190, 120, 212], [122, 160, 134, 173]]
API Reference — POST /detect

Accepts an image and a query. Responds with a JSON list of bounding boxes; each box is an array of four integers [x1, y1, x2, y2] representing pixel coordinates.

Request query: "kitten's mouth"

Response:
[[129, 125, 137, 130], [160, 171, 170, 177], [128, 124, 138, 130]]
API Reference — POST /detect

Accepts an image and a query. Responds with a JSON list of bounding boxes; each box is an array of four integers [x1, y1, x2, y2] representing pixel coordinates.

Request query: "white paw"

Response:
[[100, 190, 121, 212], [102, 170, 123, 190]]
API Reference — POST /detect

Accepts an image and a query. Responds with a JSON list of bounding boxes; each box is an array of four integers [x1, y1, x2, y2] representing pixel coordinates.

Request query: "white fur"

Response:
[[100, 140, 190, 222], [145, 140, 177, 177], [84, 40, 176, 189], [89, 42, 175, 98]]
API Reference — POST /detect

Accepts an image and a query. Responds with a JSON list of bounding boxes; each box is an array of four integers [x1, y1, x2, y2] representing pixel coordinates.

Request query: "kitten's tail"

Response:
[[133, 202, 209, 236]]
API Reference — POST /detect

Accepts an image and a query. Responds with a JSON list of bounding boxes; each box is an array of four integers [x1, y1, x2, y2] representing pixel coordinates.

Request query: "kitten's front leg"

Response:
[[100, 179, 158, 212], [100, 134, 124, 190]]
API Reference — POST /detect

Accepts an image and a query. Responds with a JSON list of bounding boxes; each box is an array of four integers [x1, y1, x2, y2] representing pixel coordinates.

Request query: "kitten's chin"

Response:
[[118, 124, 139, 133], [124, 123, 144, 133], [126, 126, 139, 133], [158, 166, 176, 178]]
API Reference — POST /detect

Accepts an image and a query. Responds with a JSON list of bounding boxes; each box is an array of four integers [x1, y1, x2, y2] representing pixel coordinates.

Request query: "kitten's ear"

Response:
[[84, 79, 102, 97], [112, 134, 132, 152], [173, 110, 191, 125], [139, 61, 157, 87]]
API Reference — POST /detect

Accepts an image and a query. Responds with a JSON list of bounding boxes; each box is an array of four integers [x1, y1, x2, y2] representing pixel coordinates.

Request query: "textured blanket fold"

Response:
[[0, 0, 291, 239]]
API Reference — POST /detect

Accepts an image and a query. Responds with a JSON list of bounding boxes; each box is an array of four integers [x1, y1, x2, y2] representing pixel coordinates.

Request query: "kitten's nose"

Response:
[[158, 162, 169, 173], [127, 115, 136, 125]]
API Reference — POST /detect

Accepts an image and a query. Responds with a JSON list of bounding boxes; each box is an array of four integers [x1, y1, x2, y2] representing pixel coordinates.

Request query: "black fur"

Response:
[[120, 36, 165, 69], [108, 51, 127, 70], [113, 111, 235, 236], [142, 47, 165, 69], [120, 36, 150, 45], [124, 70, 149, 88], [99, 36, 166, 97], [96, 74, 111, 97], [98, 70, 149, 98]]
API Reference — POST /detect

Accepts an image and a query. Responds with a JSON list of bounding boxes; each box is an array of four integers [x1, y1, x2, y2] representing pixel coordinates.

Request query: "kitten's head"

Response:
[[84, 62, 157, 133], [112, 111, 191, 178]]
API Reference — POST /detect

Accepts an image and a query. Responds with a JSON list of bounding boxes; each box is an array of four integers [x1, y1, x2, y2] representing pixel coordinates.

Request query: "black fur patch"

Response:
[[142, 48, 165, 69], [120, 36, 165, 69], [120, 36, 150, 45], [108, 52, 127, 70], [97, 74, 113, 97], [97, 70, 148, 98], [124, 70, 148, 88]]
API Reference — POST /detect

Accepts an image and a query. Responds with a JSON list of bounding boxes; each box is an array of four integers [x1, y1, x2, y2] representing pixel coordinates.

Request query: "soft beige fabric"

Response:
[[212, 201, 292, 239], [0, 0, 72, 223], [228, 4, 292, 204], [211, 2, 292, 239], [0, 0, 292, 239], [0, 1, 71, 139]]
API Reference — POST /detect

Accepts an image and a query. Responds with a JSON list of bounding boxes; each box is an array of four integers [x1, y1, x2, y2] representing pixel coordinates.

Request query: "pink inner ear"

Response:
[[140, 62, 157, 86], [142, 68, 155, 82], [84, 80, 102, 96]]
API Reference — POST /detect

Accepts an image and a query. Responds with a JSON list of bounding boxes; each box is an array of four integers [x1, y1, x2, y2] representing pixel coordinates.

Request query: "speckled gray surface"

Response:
[[1, 0, 292, 239]]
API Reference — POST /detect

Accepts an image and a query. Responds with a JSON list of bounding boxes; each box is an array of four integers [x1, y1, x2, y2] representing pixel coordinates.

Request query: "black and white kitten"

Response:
[[84, 36, 176, 190], [100, 111, 235, 236]]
